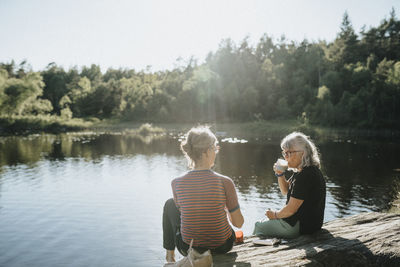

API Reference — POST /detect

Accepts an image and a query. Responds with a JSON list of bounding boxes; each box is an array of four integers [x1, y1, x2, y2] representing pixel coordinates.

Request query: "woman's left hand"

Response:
[[265, 209, 276, 220]]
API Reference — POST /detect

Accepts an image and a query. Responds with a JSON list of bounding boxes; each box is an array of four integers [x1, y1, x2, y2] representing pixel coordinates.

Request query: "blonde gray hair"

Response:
[[181, 126, 217, 168], [281, 132, 320, 170]]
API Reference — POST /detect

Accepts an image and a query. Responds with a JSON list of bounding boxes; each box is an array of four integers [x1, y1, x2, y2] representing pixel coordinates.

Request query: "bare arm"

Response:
[[222, 177, 244, 228], [277, 176, 289, 195], [266, 197, 304, 219], [227, 208, 244, 228]]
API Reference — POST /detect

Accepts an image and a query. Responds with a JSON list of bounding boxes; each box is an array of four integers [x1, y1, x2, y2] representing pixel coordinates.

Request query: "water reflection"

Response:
[[321, 140, 400, 216], [0, 133, 399, 266], [0, 133, 399, 217], [0, 133, 181, 167]]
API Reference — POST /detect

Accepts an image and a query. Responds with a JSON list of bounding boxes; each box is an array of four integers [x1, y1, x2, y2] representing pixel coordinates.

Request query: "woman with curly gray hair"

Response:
[[253, 132, 326, 238]]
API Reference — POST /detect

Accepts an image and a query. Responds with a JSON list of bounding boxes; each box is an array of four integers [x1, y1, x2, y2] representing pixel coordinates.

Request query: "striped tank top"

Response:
[[172, 170, 239, 248]]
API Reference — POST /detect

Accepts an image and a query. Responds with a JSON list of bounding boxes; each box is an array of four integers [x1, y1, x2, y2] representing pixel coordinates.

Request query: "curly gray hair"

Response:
[[280, 132, 320, 171]]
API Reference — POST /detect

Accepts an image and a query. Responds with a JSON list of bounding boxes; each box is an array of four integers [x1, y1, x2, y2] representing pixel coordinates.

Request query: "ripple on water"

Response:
[[0, 136, 399, 266]]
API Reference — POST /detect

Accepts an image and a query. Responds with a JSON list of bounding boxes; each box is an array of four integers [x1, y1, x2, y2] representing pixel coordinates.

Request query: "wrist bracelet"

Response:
[[274, 172, 285, 178], [274, 211, 278, 219]]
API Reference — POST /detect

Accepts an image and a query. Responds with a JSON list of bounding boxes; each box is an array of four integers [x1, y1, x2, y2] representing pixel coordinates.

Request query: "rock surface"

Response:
[[213, 212, 400, 266]]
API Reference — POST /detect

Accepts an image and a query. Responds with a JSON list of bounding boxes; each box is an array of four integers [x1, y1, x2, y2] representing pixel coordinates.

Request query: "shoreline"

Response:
[[1, 117, 400, 141]]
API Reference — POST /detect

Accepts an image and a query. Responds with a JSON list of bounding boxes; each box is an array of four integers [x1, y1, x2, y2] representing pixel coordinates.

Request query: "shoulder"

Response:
[[171, 172, 190, 185], [297, 166, 324, 182], [211, 172, 239, 201], [296, 166, 319, 180], [211, 171, 234, 184], [299, 165, 321, 175]]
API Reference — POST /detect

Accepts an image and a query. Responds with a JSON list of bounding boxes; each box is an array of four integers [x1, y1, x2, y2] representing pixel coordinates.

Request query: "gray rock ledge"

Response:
[[213, 212, 400, 266]]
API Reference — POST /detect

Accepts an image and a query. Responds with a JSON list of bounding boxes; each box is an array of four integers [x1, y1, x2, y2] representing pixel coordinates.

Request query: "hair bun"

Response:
[[181, 142, 192, 155], [180, 126, 217, 168]]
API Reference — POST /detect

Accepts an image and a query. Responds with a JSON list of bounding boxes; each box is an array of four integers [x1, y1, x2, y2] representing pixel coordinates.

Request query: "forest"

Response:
[[1, 11, 400, 130]]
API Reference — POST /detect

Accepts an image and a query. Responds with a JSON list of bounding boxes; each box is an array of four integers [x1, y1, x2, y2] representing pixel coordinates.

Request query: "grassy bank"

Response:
[[0, 115, 93, 134], [149, 120, 400, 141], [1, 116, 399, 140], [216, 121, 400, 141], [0, 116, 166, 136], [91, 120, 307, 139]]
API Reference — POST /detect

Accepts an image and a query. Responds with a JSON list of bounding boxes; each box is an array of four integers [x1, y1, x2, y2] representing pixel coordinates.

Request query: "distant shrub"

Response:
[[137, 123, 164, 135]]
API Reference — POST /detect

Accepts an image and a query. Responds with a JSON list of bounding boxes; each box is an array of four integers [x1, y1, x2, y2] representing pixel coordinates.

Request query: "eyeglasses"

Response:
[[282, 150, 302, 158], [212, 145, 220, 153]]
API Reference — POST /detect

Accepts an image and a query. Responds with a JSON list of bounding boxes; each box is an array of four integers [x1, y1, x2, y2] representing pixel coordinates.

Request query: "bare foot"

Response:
[[166, 250, 175, 262]]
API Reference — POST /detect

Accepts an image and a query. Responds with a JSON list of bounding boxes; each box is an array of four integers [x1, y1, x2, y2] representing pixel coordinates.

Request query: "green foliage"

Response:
[[59, 95, 72, 109], [0, 72, 50, 116], [1, 9, 400, 132], [387, 61, 400, 85], [22, 99, 53, 115], [321, 70, 342, 104], [60, 107, 73, 119], [80, 64, 102, 86], [41, 64, 77, 114], [317, 86, 330, 100]]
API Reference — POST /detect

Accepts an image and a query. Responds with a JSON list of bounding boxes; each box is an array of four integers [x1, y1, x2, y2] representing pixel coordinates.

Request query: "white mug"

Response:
[[275, 159, 288, 172]]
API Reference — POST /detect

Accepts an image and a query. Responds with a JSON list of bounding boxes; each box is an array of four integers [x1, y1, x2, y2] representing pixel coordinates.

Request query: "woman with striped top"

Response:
[[162, 126, 244, 263]]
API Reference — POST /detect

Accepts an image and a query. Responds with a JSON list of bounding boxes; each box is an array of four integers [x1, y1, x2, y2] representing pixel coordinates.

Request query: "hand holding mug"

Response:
[[274, 158, 288, 174]]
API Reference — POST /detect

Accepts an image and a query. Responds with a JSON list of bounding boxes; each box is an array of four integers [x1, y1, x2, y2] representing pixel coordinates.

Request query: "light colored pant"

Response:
[[253, 219, 300, 239]]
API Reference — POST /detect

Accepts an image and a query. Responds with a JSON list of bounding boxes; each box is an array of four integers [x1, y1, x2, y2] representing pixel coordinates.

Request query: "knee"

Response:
[[253, 221, 261, 233], [164, 198, 175, 212], [253, 220, 269, 236], [254, 220, 263, 229]]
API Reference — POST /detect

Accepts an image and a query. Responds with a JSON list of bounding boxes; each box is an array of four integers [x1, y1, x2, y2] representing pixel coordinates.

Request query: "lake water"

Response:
[[0, 132, 399, 266]]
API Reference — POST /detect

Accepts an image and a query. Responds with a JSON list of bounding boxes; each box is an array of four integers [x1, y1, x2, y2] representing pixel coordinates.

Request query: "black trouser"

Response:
[[162, 198, 235, 256]]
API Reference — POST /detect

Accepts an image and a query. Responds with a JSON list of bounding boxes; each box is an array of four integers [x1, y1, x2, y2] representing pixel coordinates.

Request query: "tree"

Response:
[[0, 72, 50, 115], [328, 12, 360, 68], [360, 8, 400, 63], [80, 64, 102, 86], [387, 61, 400, 85], [67, 77, 92, 117], [255, 34, 275, 63], [22, 99, 53, 115], [321, 70, 343, 104], [41, 64, 75, 114], [172, 65, 220, 122], [0, 68, 9, 108], [59, 95, 73, 119]]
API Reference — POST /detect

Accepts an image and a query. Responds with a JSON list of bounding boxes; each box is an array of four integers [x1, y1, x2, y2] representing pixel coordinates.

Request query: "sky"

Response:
[[1, 0, 400, 72]]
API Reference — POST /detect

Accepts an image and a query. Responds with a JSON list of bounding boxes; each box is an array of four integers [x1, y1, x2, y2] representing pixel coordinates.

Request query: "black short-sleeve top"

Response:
[[283, 166, 326, 234]]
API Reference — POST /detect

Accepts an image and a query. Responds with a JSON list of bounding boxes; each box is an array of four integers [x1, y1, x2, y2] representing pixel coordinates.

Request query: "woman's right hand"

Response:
[[273, 163, 284, 176], [274, 162, 290, 195]]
